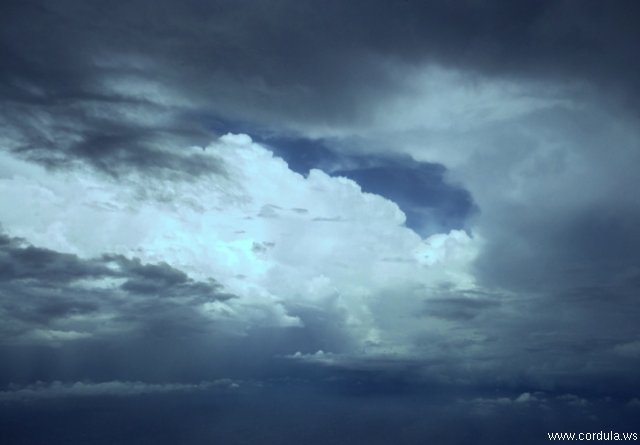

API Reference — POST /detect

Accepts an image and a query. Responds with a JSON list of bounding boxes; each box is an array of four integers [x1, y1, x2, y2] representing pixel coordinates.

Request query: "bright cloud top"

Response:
[[0, 134, 479, 354]]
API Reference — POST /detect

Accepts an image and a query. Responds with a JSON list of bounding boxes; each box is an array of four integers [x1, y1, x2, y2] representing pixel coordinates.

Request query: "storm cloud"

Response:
[[2, 1, 640, 443], [3, 0, 640, 166]]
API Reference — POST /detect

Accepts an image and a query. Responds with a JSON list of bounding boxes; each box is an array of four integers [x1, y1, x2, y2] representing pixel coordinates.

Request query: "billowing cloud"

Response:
[[0, 134, 479, 358], [3, 128, 640, 392]]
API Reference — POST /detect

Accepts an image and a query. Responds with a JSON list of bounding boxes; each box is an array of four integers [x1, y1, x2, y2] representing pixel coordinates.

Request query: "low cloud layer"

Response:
[[0, 379, 239, 401]]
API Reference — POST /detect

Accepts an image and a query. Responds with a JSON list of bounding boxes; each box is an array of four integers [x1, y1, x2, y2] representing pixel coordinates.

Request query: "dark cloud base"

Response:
[[1, 382, 639, 445], [1, 232, 640, 444], [4, 0, 640, 173]]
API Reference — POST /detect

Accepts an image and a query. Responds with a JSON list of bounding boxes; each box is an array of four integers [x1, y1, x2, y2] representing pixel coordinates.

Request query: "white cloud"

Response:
[[463, 391, 547, 414], [0, 134, 480, 353], [613, 341, 640, 358], [514, 392, 536, 403], [557, 394, 590, 408], [27, 329, 93, 343]]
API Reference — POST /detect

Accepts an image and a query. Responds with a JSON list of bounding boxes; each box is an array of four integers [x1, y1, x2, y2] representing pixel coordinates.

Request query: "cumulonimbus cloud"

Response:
[[0, 134, 479, 354]]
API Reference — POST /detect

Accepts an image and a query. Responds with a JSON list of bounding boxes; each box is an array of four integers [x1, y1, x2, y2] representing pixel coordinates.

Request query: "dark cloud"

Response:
[[10, 228, 636, 399], [0, 233, 356, 386], [421, 294, 500, 321], [0, 233, 236, 382], [1, 378, 639, 445], [476, 202, 640, 293], [2, 1, 640, 441], [453, 112, 640, 329], [0, 235, 108, 283], [2, 0, 640, 172], [1, 231, 639, 440], [0, 233, 228, 302]]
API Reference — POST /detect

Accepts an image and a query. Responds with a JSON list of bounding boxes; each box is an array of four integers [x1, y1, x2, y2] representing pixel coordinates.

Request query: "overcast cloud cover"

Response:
[[2, 1, 640, 443]]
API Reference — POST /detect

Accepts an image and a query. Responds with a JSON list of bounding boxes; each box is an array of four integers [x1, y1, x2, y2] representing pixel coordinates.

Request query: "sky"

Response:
[[1, 1, 640, 443]]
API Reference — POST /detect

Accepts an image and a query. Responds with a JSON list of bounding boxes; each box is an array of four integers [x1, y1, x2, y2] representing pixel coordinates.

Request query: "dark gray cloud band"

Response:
[[2, 0, 640, 171]]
